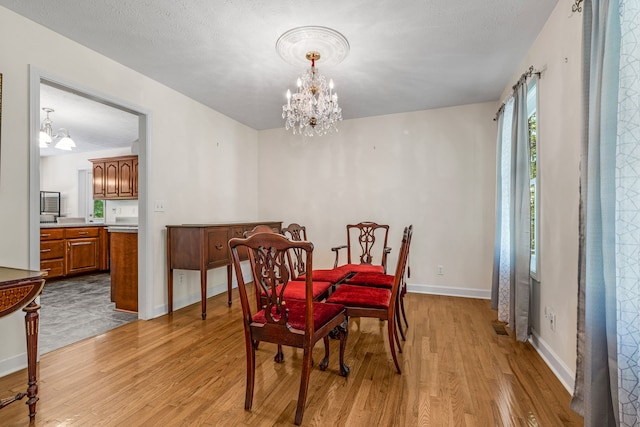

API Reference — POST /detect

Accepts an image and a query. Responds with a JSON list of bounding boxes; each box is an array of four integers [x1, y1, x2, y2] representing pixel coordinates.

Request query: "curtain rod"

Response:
[[493, 65, 541, 121]]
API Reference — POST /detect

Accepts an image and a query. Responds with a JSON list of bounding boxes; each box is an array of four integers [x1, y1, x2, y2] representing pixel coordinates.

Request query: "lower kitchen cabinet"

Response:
[[109, 230, 138, 312], [40, 226, 108, 279]]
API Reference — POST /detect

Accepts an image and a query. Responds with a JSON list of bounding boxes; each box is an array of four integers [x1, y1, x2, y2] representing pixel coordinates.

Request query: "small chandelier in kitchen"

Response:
[[282, 51, 342, 136], [39, 107, 76, 150], [277, 26, 349, 137]]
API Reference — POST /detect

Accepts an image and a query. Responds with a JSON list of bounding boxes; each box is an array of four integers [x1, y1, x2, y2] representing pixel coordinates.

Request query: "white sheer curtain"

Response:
[[491, 74, 532, 342], [572, 0, 640, 424]]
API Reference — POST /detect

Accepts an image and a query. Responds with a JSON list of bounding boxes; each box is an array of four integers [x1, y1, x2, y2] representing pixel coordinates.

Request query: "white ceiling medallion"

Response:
[[276, 26, 350, 68]]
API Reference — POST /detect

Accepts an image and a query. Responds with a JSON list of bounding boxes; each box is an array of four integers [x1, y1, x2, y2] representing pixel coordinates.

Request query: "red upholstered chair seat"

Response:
[[346, 272, 394, 288], [252, 300, 345, 331], [326, 284, 391, 310], [261, 281, 333, 301], [297, 265, 352, 284], [343, 264, 385, 274]]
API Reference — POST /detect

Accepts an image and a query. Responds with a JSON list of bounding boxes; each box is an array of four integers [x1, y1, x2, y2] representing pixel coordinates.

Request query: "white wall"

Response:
[[498, 2, 583, 389], [258, 102, 498, 296], [0, 6, 259, 375], [40, 147, 130, 217]]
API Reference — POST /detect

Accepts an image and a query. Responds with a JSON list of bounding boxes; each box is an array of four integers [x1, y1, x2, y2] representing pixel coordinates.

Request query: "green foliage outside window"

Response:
[[94, 199, 104, 219]]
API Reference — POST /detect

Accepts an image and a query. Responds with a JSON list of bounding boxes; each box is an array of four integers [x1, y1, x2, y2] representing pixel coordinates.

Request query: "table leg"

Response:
[[168, 267, 174, 314], [201, 270, 207, 320], [227, 264, 233, 306], [23, 300, 40, 419]]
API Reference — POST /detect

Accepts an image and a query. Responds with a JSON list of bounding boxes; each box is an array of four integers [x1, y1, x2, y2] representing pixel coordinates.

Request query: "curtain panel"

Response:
[[491, 78, 532, 342], [572, 0, 640, 425]]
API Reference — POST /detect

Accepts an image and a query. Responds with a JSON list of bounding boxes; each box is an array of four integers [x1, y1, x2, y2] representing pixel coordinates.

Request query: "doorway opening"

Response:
[[29, 68, 152, 354]]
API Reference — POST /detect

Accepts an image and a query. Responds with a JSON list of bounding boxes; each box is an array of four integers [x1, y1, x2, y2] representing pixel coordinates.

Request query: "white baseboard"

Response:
[[529, 329, 575, 393], [154, 282, 232, 318], [0, 351, 27, 377], [407, 283, 491, 300]]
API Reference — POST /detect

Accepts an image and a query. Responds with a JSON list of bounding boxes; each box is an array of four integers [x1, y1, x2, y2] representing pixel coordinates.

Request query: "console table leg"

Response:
[[227, 264, 232, 306], [200, 270, 207, 320], [23, 301, 40, 419]]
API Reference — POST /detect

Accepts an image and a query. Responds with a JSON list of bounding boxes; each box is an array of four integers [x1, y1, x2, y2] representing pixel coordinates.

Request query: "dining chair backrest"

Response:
[[282, 223, 308, 280], [229, 232, 315, 335], [333, 222, 390, 271]]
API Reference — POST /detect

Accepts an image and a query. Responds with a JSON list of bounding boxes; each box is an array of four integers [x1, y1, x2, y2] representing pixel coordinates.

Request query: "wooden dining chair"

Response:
[[344, 225, 414, 343], [229, 232, 350, 425], [282, 223, 352, 286], [332, 221, 391, 273], [326, 225, 412, 374]]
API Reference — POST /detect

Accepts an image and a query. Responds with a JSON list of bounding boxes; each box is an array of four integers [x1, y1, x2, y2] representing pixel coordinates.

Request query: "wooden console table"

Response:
[[0, 267, 45, 419], [166, 221, 281, 319]]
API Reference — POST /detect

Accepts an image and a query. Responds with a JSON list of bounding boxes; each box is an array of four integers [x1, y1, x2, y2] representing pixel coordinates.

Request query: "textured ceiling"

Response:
[[2, 0, 558, 142]]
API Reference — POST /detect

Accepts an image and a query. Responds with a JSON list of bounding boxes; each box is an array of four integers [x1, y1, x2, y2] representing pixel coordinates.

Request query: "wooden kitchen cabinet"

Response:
[[110, 230, 138, 312], [92, 162, 106, 198], [39, 226, 107, 279], [65, 227, 100, 275], [39, 228, 65, 279], [90, 155, 138, 200]]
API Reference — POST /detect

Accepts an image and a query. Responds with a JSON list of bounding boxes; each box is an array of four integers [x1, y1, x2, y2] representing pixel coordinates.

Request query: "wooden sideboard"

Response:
[[0, 267, 45, 419], [166, 221, 282, 319]]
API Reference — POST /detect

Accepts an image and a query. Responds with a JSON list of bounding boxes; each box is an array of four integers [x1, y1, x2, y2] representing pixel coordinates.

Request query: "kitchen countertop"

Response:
[[40, 223, 138, 229], [107, 225, 138, 233], [40, 222, 106, 228]]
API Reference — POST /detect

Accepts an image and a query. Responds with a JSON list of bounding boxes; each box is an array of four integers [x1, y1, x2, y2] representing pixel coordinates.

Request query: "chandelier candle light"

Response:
[[282, 51, 342, 136]]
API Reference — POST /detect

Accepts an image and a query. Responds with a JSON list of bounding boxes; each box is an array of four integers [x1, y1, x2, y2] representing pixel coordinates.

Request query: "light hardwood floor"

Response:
[[1, 290, 583, 426]]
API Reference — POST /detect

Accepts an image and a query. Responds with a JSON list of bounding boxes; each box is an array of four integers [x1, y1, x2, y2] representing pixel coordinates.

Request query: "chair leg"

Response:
[[395, 298, 406, 343], [319, 336, 330, 371], [274, 344, 284, 363], [393, 311, 403, 354], [388, 318, 402, 374], [294, 346, 314, 425], [245, 337, 256, 410], [337, 319, 350, 377], [400, 287, 409, 330]]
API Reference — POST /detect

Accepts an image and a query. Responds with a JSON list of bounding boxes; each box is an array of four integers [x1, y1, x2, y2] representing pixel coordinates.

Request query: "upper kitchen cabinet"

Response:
[[90, 155, 138, 200]]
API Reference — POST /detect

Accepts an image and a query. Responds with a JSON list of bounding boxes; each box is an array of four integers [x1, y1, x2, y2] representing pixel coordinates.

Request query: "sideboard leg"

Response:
[[227, 264, 233, 306]]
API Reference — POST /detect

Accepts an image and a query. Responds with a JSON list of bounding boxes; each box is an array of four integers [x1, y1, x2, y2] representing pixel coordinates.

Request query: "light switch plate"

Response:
[[154, 200, 166, 212]]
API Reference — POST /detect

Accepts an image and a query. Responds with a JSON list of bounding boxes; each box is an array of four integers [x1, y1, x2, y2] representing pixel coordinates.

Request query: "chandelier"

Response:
[[282, 51, 342, 136], [39, 107, 76, 150], [277, 26, 349, 137]]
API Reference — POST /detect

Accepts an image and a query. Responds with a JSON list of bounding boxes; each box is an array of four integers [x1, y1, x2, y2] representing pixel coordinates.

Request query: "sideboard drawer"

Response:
[[206, 228, 230, 267]]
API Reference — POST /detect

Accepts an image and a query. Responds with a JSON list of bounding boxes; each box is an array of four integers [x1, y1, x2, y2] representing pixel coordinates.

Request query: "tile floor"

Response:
[[39, 272, 138, 354]]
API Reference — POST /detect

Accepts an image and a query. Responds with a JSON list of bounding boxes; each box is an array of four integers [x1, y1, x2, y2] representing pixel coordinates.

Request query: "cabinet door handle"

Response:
[[71, 242, 92, 246], [41, 233, 50, 238], [215, 244, 223, 250], [78, 232, 89, 235], [40, 249, 51, 253]]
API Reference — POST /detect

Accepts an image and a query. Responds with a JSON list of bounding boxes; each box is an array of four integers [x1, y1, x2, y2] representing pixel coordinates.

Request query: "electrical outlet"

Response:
[[178, 273, 184, 285], [437, 265, 444, 275]]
